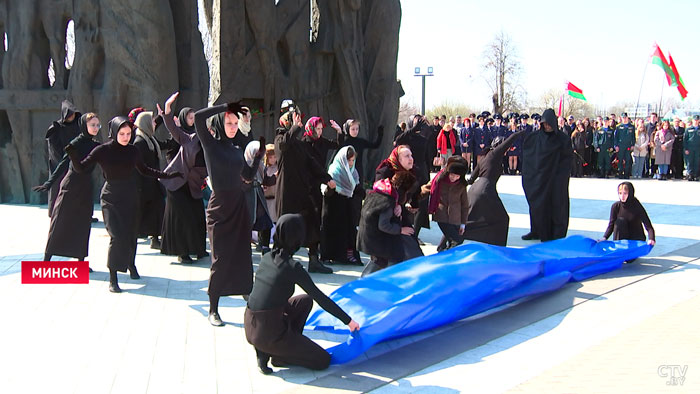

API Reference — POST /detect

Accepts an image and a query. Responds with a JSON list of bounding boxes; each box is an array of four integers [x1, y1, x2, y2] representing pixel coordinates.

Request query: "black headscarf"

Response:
[[59, 100, 79, 125], [209, 112, 233, 143], [619, 181, 641, 209], [272, 214, 306, 264], [107, 116, 135, 144], [541, 109, 558, 131], [77, 113, 92, 138], [178, 107, 195, 133]]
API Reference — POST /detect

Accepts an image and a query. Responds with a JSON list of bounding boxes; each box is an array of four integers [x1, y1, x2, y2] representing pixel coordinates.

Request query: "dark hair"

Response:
[[346, 145, 356, 160]]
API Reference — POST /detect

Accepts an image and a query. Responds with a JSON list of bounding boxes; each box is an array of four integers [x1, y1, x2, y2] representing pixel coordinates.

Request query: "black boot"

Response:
[[256, 349, 273, 375], [129, 265, 140, 279], [436, 236, 448, 252], [109, 269, 121, 293], [196, 251, 209, 259], [150, 236, 161, 249], [521, 232, 539, 240], [178, 255, 193, 263], [308, 254, 332, 274]]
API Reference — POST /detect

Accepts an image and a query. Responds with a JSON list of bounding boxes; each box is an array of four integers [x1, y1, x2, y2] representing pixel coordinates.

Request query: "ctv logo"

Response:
[[21, 261, 90, 284], [658, 365, 688, 386]]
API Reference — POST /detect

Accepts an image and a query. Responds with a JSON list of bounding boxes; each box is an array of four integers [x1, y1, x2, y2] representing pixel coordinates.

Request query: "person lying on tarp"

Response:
[[244, 214, 360, 375], [357, 171, 423, 277]]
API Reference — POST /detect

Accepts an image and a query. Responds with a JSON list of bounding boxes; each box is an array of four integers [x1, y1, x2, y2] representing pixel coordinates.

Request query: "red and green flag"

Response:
[[566, 82, 586, 101], [650, 43, 677, 86], [668, 53, 688, 100]]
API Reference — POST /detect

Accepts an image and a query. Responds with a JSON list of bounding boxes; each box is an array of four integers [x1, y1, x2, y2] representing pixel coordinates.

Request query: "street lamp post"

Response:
[[414, 67, 434, 115]]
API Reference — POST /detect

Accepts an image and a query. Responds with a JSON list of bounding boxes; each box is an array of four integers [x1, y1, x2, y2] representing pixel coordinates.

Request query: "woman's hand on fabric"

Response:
[[327, 180, 336, 189], [400, 226, 414, 236], [596, 237, 606, 242], [648, 239, 656, 246], [348, 320, 360, 332]]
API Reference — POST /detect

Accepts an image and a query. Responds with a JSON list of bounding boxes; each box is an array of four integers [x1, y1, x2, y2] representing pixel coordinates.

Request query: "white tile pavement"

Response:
[[0, 175, 698, 393]]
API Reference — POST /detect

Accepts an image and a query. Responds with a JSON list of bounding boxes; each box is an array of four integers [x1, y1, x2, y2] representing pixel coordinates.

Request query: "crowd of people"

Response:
[[413, 110, 700, 181], [33, 96, 659, 375]]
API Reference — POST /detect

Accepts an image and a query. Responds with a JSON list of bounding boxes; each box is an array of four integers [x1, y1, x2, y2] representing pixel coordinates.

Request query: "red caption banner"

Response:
[[21, 261, 90, 284]]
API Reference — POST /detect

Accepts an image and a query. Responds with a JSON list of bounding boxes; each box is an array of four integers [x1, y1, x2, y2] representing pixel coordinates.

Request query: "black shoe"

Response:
[[308, 255, 332, 274], [208, 312, 224, 327], [129, 267, 140, 280], [178, 255, 194, 263], [88, 267, 94, 273], [196, 251, 210, 259], [242, 294, 249, 302], [417, 237, 426, 246], [521, 232, 539, 240], [150, 237, 161, 249], [109, 282, 121, 293], [91, 217, 98, 223], [256, 350, 273, 375]]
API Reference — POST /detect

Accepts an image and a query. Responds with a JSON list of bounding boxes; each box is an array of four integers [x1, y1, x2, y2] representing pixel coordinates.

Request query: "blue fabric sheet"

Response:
[[305, 236, 652, 364]]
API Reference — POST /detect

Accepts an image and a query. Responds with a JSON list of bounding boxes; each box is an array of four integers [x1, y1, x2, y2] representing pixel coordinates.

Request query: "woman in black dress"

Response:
[[599, 182, 655, 245], [464, 130, 524, 246], [245, 214, 359, 374], [157, 93, 208, 263], [34, 113, 100, 267], [67, 116, 180, 293], [320, 146, 362, 265], [133, 111, 166, 249], [194, 102, 264, 326]]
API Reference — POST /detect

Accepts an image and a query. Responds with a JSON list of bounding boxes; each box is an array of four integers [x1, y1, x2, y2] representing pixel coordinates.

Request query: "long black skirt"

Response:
[[320, 191, 356, 262], [463, 179, 509, 246], [47, 171, 66, 218], [45, 169, 94, 259], [160, 185, 207, 257], [102, 177, 140, 272], [136, 178, 165, 237], [207, 188, 253, 296]]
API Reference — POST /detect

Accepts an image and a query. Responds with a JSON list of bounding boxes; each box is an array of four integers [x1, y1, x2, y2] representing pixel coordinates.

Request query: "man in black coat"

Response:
[[45, 100, 81, 217], [274, 111, 336, 273], [521, 108, 572, 242]]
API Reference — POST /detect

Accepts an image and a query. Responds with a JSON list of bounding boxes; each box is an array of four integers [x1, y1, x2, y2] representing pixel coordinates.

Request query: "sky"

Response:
[[396, 0, 700, 113]]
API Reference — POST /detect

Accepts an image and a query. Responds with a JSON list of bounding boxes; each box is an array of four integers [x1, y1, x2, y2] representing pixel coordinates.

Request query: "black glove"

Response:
[[32, 183, 50, 193], [226, 101, 246, 116], [255, 136, 266, 159]]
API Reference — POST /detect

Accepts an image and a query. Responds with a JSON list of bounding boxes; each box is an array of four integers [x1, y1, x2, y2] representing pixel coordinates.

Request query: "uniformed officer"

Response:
[[473, 112, 493, 164], [684, 115, 700, 181], [614, 112, 636, 179], [594, 117, 614, 178]]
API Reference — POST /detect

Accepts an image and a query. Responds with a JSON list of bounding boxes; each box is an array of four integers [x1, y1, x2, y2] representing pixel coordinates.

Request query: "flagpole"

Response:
[[634, 62, 649, 120]]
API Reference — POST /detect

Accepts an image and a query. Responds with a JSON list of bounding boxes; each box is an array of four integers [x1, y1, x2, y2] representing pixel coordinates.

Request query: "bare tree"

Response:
[[482, 31, 523, 114], [398, 99, 420, 124]]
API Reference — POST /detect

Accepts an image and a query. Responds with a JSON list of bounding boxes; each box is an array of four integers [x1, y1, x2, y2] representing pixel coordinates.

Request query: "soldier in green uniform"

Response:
[[614, 112, 636, 179], [594, 117, 614, 178], [684, 115, 700, 181]]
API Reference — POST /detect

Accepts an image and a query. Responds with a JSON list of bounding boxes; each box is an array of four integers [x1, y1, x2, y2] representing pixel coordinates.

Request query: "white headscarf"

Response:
[[244, 140, 264, 183], [325, 146, 359, 197]]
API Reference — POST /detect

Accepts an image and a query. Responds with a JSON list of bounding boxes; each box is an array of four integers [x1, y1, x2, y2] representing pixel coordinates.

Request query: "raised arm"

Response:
[[293, 262, 351, 324], [194, 104, 228, 147], [493, 130, 525, 157]]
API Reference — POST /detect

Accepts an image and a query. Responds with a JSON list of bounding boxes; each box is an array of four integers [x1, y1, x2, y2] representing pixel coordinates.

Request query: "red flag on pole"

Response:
[[668, 53, 688, 100]]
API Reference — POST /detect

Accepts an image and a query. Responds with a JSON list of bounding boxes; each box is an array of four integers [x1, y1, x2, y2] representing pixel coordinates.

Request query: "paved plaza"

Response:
[[1, 175, 699, 393]]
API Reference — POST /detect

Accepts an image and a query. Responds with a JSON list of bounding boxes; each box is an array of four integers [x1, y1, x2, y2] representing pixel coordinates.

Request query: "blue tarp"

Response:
[[305, 236, 652, 364]]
